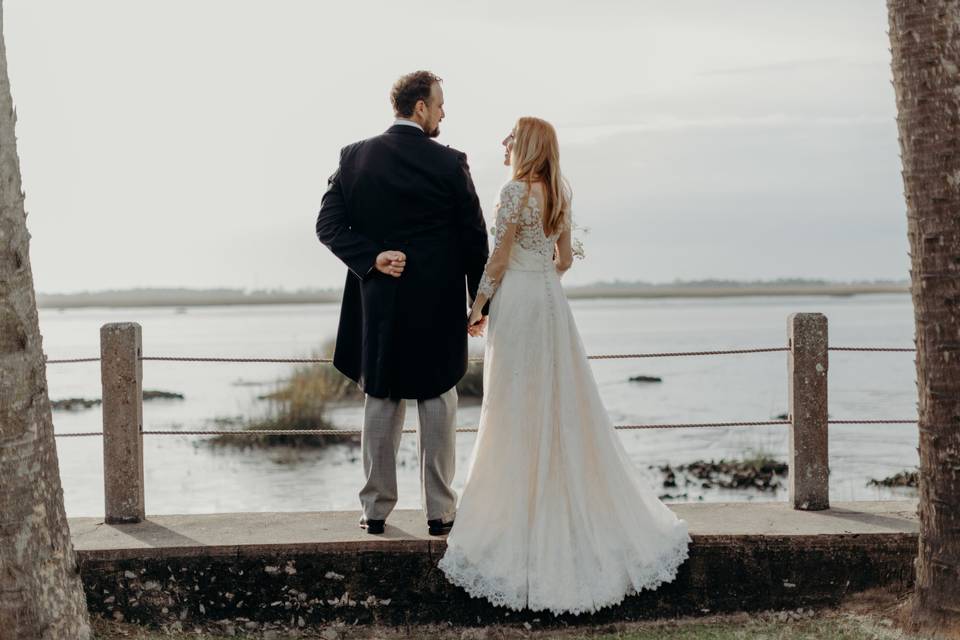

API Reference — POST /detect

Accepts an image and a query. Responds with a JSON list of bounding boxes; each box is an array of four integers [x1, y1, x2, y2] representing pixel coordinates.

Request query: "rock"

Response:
[[50, 390, 182, 411], [112, 610, 124, 622], [143, 390, 185, 401], [867, 469, 918, 488], [320, 628, 341, 640], [661, 458, 788, 492], [659, 492, 688, 500], [51, 397, 102, 412], [628, 375, 662, 383]]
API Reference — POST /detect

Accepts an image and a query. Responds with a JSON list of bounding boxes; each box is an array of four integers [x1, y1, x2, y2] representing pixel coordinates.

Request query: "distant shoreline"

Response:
[[565, 282, 909, 300], [36, 282, 909, 309]]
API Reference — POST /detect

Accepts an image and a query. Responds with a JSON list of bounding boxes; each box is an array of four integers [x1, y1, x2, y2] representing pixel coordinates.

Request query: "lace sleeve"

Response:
[[477, 182, 525, 300]]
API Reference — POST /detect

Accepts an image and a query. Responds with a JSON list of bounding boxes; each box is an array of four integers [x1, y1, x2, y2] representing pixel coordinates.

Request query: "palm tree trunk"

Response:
[[0, 1, 92, 637], [888, 0, 960, 634]]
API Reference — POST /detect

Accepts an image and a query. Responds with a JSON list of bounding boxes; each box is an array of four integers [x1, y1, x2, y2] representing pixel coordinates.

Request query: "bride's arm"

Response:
[[554, 216, 574, 277], [468, 218, 518, 325], [467, 183, 524, 326]]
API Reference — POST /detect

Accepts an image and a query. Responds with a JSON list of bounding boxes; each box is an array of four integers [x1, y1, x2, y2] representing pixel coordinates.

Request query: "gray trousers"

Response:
[[359, 386, 458, 522]]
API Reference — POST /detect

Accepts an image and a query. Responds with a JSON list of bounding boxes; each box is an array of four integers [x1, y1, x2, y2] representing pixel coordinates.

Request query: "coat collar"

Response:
[[386, 124, 428, 137]]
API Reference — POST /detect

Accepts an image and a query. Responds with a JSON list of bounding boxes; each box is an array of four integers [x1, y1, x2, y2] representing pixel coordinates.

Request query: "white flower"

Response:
[[570, 221, 588, 259], [572, 237, 586, 260]]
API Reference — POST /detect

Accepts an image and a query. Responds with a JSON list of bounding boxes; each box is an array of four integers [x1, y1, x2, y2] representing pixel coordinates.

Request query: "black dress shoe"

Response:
[[427, 518, 454, 536], [360, 518, 385, 535]]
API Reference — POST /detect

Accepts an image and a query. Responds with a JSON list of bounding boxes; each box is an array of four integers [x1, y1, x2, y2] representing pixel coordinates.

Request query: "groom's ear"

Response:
[[412, 98, 428, 119]]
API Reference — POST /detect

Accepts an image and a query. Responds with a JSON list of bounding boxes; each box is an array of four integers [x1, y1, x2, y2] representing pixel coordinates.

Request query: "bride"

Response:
[[437, 117, 691, 615]]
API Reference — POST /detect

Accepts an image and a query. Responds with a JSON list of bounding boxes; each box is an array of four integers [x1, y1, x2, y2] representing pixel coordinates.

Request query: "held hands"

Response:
[[467, 308, 487, 337], [375, 251, 406, 278]]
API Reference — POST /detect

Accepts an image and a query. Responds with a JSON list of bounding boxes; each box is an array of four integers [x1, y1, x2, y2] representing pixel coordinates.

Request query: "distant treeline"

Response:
[[36, 279, 909, 309], [36, 287, 342, 309]]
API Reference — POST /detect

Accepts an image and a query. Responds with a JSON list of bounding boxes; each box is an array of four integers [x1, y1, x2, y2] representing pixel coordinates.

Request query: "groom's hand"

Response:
[[375, 251, 406, 277]]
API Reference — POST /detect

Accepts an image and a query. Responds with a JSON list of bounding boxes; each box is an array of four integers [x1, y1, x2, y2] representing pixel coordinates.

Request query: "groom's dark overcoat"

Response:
[[315, 125, 489, 400]]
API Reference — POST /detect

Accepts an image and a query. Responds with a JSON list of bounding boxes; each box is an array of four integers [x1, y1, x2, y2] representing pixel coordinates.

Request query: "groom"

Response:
[[315, 71, 489, 535]]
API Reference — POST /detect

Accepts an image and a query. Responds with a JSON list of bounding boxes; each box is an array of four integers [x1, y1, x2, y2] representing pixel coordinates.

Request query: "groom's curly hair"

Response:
[[390, 71, 442, 118]]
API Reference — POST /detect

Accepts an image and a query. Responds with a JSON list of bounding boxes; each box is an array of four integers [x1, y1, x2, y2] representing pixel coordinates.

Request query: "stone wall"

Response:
[[78, 534, 916, 628]]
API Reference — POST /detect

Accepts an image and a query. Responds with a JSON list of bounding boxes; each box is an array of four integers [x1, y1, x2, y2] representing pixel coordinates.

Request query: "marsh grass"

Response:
[[206, 340, 355, 448], [208, 340, 484, 448]]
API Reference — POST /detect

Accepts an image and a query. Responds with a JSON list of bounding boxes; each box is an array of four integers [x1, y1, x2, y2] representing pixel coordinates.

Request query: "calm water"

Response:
[[43, 293, 919, 518]]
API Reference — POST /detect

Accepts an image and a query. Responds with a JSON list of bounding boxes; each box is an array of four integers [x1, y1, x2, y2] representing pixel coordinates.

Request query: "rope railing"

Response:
[[49, 315, 923, 518], [53, 418, 920, 438], [138, 349, 793, 363], [829, 346, 916, 352], [47, 343, 918, 439], [43, 344, 915, 365]]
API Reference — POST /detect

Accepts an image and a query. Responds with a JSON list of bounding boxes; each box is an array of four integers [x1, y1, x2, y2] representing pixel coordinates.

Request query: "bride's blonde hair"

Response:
[[510, 117, 571, 237]]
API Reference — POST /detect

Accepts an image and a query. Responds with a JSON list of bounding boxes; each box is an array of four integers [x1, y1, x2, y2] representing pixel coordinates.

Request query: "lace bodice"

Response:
[[477, 181, 565, 299]]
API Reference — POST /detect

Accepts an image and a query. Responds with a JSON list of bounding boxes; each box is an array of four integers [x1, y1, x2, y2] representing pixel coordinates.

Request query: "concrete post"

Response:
[[101, 322, 145, 523], [787, 313, 829, 511]]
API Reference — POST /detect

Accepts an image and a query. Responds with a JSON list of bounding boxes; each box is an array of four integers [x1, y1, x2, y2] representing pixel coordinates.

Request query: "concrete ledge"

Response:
[[69, 501, 918, 625]]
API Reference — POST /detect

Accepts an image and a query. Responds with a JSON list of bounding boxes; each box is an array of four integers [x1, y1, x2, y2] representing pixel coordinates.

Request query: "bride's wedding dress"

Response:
[[437, 180, 691, 615]]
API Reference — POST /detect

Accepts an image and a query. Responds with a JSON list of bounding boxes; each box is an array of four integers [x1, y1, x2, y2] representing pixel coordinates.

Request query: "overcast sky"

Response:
[[6, 1, 905, 294]]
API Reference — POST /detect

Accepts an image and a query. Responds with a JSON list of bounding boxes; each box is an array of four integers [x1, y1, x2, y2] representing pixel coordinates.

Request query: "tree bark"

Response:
[[0, 1, 92, 637], [888, 0, 960, 635]]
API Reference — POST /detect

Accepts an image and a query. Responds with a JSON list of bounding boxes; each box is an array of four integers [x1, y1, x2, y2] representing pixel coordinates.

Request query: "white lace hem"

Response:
[[437, 524, 692, 617]]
